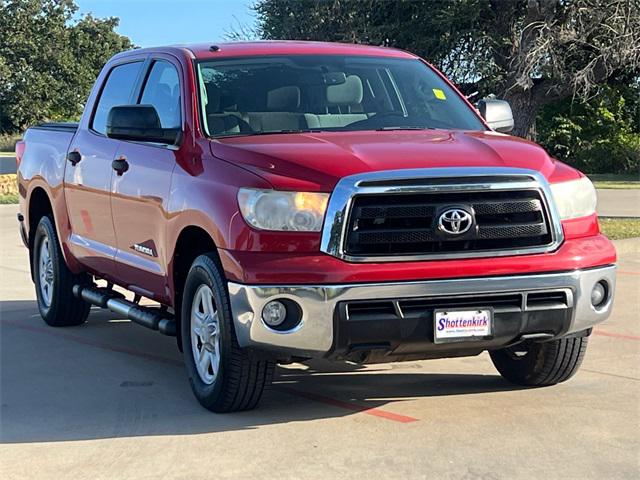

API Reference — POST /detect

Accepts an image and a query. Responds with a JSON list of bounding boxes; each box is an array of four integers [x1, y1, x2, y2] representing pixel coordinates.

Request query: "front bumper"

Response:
[[228, 265, 616, 360]]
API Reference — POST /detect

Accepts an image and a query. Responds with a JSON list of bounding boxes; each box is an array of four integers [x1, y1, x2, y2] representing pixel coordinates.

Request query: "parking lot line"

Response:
[[582, 369, 640, 382], [277, 386, 419, 423], [593, 329, 640, 341]]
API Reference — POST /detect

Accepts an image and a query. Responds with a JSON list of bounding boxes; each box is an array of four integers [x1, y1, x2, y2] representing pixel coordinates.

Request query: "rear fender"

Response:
[[24, 179, 83, 278]]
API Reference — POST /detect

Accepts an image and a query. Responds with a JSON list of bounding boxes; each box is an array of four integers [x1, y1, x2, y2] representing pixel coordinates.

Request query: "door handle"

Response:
[[112, 157, 129, 175], [67, 151, 82, 166]]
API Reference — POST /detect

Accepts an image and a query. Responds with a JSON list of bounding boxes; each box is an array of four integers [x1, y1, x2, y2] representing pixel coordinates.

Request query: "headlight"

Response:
[[550, 177, 597, 220], [237, 188, 329, 231]]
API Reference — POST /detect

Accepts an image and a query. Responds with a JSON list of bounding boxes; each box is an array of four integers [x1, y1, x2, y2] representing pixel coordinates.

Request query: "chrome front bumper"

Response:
[[228, 265, 616, 358]]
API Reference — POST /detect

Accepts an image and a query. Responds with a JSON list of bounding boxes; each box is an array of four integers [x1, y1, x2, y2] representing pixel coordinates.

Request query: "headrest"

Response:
[[267, 85, 301, 111], [327, 75, 363, 106]]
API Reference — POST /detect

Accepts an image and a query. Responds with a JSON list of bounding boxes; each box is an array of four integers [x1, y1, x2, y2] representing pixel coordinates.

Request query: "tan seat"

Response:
[[247, 85, 308, 132], [305, 75, 369, 128], [204, 83, 251, 135], [208, 114, 249, 135], [205, 79, 370, 134]]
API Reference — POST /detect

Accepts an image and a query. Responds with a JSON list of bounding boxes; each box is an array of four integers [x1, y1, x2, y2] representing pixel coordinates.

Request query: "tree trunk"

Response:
[[503, 90, 540, 140]]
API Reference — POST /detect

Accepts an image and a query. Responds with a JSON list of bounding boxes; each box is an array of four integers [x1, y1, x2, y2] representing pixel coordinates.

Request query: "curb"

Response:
[[613, 238, 640, 255]]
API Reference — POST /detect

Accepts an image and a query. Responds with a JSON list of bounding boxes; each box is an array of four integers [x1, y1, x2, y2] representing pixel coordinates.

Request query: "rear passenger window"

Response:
[[139, 61, 181, 129], [92, 61, 142, 135]]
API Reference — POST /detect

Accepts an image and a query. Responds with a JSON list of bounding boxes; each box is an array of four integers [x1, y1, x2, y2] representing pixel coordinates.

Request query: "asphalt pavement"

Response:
[[0, 204, 639, 479], [0, 157, 16, 175], [597, 189, 640, 218]]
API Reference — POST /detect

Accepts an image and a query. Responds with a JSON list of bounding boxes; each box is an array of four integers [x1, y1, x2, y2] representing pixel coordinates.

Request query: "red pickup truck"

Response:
[[17, 41, 616, 412]]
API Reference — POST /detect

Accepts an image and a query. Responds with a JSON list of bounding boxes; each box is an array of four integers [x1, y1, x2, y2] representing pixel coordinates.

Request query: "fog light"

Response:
[[591, 281, 608, 307], [262, 300, 287, 327]]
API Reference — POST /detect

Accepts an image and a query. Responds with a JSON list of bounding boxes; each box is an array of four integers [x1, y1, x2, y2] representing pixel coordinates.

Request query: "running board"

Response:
[[72, 284, 176, 336]]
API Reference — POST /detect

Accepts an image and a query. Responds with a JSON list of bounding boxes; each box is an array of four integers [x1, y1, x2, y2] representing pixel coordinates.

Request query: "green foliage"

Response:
[[0, 132, 21, 151], [254, 0, 493, 86], [0, 0, 132, 133], [537, 83, 640, 174]]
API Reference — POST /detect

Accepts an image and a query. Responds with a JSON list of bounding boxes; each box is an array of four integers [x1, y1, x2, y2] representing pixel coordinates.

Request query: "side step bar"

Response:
[[73, 284, 177, 336]]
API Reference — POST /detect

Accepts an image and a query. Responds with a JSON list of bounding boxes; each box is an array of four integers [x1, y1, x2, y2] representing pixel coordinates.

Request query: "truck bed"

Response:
[[19, 122, 78, 189], [30, 122, 79, 133]]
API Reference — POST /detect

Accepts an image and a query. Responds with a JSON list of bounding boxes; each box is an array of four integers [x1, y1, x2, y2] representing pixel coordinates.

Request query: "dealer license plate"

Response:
[[434, 309, 492, 343]]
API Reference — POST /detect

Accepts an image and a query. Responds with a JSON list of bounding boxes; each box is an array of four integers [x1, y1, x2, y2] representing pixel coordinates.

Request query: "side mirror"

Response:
[[106, 105, 180, 145], [478, 99, 514, 133]]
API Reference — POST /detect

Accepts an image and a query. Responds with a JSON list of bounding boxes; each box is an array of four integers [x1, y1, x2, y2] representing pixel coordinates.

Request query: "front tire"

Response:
[[33, 215, 91, 326], [490, 335, 589, 386], [181, 253, 275, 413]]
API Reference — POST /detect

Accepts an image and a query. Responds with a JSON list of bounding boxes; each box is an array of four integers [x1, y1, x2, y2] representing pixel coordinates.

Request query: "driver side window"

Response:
[[92, 61, 143, 135], [139, 60, 181, 129]]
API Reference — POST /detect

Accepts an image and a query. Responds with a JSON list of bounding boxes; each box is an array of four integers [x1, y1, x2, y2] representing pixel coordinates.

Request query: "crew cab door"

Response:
[[110, 56, 182, 300], [64, 59, 145, 278]]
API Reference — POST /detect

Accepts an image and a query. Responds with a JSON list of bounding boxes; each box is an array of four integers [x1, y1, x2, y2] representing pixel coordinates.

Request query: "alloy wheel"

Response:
[[190, 284, 221, 385], [38, 236, 54, 308]]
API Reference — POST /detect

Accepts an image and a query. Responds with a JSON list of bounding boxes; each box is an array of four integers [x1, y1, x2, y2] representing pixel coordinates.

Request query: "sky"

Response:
[[74, 0, 258, 47]]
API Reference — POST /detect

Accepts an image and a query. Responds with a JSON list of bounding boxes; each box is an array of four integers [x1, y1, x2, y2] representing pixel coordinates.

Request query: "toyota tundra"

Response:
[[16, 41, 616, 412]]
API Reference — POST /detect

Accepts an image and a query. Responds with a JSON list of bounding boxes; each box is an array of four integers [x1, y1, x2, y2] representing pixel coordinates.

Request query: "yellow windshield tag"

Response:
[[433, 88, 446, 100]]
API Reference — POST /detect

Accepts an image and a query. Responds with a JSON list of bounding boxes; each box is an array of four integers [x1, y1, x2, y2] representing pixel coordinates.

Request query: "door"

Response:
[[65, 60, 145, 278], [111, 58, 182, 299]]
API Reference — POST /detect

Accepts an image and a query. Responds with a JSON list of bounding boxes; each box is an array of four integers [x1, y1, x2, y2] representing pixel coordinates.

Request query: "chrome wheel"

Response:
[[190, 284, 221, 385], [38, 236, 54, 308]]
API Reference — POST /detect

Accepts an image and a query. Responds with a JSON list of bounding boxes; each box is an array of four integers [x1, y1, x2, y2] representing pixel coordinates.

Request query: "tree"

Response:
[[253, 0, 640, 138], [0, 0, 132, 133], [537, 81, 640, 173]]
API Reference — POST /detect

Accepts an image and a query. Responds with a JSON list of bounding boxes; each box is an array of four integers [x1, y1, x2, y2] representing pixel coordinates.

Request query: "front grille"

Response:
[[399, 294, 523, 316], [344, 189, 553, 257], [343, 290, 570, 322]]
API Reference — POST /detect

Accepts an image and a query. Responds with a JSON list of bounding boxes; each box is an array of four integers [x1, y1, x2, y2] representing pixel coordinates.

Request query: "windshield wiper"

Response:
[[246, 129, 326, 136], [376, 126, 436, 131]]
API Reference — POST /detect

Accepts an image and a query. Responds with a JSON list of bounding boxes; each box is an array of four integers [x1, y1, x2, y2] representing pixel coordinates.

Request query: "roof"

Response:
[[188, 41, 417, 59], [129, 41, 419, 61]]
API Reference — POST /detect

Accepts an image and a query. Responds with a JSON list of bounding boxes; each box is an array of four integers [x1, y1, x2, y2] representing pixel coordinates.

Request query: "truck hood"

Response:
[[210, 129, 566, 191]]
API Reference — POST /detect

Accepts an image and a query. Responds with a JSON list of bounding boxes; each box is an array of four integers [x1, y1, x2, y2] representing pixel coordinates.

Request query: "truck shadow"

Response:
[[1, 300, 522, 444]]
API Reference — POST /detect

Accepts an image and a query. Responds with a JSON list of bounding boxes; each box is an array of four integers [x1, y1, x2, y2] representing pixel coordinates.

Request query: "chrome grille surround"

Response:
[[320, 167, 564, 262]]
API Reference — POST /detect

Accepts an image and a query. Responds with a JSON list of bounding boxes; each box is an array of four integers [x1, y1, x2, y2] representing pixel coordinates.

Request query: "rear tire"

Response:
[[490, 335, 589, 386], [33, 215, 91, 326], [181, 253, 275, 413]]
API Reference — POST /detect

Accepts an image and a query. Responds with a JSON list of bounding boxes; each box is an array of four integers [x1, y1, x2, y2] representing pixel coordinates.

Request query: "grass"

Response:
[[0, 151, 15, 157], [600, 218, 640, 240], [589, 174, 639, 190], [0, 193, 18, 204], [0, 174, 18, 204]]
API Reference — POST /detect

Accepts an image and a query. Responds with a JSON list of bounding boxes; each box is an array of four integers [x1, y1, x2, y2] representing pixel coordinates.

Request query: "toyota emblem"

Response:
[[438, 208, 473, 235]]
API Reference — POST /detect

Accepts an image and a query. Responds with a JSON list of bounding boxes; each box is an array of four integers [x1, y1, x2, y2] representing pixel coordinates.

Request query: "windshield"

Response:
[[196, 55, 485, 137]]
